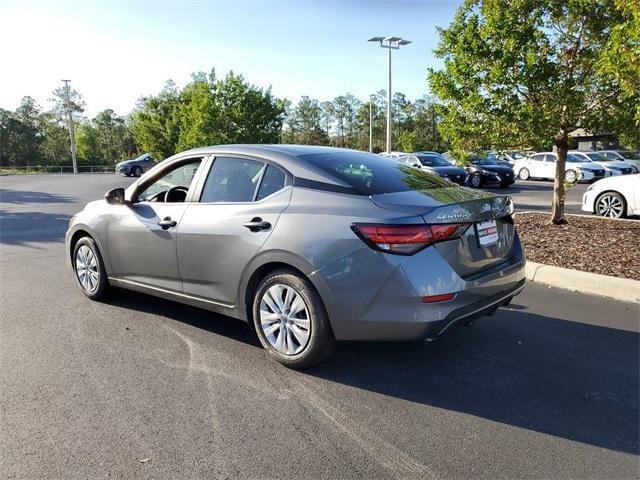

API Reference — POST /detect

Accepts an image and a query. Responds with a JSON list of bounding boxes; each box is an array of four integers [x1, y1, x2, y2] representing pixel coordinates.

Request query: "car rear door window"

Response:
[[256, 164, 286, 200], [200, 157, 265, 203]]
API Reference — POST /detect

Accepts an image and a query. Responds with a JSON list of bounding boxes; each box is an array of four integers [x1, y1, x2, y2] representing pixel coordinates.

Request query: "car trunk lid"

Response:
[[370, 188, 516, 277]]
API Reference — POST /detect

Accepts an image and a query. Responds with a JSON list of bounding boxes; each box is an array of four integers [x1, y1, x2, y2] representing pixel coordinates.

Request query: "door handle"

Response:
[[158, 216, 177, 230], [243, 217, 271, 232]]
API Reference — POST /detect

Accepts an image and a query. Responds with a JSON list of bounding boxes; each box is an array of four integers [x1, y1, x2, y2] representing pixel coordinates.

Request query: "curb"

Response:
[[525, 261, 640, 303]]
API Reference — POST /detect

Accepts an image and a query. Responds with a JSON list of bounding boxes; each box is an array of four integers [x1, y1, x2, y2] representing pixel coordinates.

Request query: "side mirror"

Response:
[[105, 188, 127, 205], [412, 163, 421, 169]]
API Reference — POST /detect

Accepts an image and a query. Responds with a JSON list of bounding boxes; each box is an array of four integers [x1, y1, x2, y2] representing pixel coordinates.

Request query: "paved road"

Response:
[[1, 175, 638, 479], [487, 180, 588, 214]]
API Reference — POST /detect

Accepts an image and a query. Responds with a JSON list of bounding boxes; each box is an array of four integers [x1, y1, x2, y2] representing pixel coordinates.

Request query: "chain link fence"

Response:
[[0, 165, 116, 175]]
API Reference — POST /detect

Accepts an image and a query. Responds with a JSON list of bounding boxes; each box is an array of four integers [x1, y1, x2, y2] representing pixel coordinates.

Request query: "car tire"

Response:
[[73, 237, 116, 301], [518, 168, 530, 180], [565, 169, 577, 183], [595, 191, 626, 218], [132, 166, 142, 177], [252, 270, 336, 369], [470, 173, 483, 188]]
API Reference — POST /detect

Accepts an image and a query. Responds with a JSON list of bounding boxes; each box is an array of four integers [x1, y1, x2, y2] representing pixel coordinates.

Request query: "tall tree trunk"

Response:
[[550, 129, 568, 225]]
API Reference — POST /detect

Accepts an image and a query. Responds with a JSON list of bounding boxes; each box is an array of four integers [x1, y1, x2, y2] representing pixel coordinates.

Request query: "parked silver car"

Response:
[[66, 145, 526, 368]]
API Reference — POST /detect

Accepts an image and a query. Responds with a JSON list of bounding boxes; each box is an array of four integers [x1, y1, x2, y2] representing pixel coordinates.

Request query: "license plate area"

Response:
[[475, 219, 499, 247]]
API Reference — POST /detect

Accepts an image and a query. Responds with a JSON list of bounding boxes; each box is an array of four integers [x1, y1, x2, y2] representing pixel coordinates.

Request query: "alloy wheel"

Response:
[[75, 245, 100, 292], [259, 284, 311, 355], [597, 194, 623, 218], [565, 170, 577, 183], [471, 174, 482, 188]]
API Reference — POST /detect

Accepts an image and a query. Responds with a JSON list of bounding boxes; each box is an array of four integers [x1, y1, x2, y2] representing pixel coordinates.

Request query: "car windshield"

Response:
[[586, 152, 609, 161], [300, 151, 452, 195], [508, 151, 526, 159], [567, 153, 589, 163], [416, 154, 451, 167], [471, 156, 498, 166], [620, 151, 640, 160], [134, 154, 150, 161]]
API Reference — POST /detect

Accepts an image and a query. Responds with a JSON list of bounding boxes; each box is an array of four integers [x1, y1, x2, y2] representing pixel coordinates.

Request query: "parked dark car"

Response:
[[398, 153, 468, 185], [116, 154, 157, 177], [463, 156, 516, 188]]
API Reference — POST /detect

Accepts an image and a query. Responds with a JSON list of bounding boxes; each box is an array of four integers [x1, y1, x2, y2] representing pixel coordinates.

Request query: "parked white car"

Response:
[[581, 174, 640, 218], [379, 151, 409, 160], [598, 150, 640, 173], [513, 152, 605, 183], [570, 151, 634, 176]]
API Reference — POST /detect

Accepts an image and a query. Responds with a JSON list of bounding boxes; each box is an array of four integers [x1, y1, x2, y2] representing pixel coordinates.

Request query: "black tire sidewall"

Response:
[[252, 271, 335, 369], [133, 166, 142, 177], [73, 237, 112, 300], [519, 168, 529, 180], [565, 169, 577, 183]]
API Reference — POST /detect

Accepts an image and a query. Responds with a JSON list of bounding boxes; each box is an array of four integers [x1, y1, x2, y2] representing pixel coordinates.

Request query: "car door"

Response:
[[107, 157, 205, 291], [177, 156, 292, 305], [540, 154, 557, 179], [522, 154, 541, 178]]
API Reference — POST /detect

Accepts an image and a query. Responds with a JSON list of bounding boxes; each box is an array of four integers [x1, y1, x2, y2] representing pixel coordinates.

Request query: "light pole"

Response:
[[61, 79, 78, 174], [369, 94, 374, 152], [367, 36, 411, 154]]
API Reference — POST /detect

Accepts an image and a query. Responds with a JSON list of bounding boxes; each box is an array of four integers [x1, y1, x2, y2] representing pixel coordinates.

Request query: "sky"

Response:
[[0, 0, 460, 117]]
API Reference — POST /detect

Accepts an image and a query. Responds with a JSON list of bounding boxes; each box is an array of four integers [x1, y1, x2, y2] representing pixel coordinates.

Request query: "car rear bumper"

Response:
[[312, 234, 527, 341]]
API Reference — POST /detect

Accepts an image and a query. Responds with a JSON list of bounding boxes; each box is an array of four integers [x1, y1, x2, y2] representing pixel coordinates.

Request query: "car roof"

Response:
[[164, 144, 374, 186]]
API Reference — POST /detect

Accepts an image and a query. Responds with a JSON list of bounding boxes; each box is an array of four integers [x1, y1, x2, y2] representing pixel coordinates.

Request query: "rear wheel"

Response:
[[518, 168, 530, 180], [565, 169, 577, 183], [470, 173, 483, 188], [73, 237, 116, 300], [252, 270, 336, 369], [132, 166, 142, 177], [595, 191, 626, 218]]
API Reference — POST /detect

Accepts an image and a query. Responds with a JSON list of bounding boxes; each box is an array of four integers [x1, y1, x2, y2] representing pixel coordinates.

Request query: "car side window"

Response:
[[256, 164, 286, 201], [137, 159, 202, 202], [544, 155, 556, 162], [200, 157, 265, 203]]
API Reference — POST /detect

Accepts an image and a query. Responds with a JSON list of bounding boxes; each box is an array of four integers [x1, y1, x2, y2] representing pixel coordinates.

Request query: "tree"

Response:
[[428, 0, 636, 224], [130, 80, 182, 159]]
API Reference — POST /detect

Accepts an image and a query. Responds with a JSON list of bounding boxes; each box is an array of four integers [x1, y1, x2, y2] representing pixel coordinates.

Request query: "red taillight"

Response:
[[421, 293, 456, 303], [351, 223, 469, 255]]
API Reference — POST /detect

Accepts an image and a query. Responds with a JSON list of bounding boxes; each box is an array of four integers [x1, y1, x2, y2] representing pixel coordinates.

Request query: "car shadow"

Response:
[[309, 307, 639, 455], [110, 289, 261, 348], [107, 288, 638, 455]]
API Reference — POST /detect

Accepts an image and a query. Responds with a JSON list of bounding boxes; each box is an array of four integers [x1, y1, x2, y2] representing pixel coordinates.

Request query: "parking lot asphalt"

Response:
[[1, 174, 638, 479]]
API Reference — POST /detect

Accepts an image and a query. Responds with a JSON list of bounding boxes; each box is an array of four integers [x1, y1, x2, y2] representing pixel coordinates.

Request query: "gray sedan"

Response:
[[66, 145, 526, 368]]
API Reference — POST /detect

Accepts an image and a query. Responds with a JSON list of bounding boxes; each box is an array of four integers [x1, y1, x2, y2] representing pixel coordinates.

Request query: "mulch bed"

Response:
[[515, 212, 640, 281]]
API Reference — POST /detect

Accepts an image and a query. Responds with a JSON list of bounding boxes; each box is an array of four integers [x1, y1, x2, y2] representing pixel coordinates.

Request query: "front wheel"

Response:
[[253, 270, 336, 369], [470, 173, 483, 188], [73, 237, 116, 300], [518, 168, 530, 180], [595, 192, 626, 218], [132, 166, 142, 177]]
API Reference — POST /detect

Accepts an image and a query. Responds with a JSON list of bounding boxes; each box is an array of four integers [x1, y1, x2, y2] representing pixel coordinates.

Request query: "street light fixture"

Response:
[[368, 36, 411, 154]]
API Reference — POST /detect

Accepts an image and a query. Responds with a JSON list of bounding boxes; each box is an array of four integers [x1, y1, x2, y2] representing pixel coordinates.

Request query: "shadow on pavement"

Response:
[[111, 289, 261, 348], [309, 307, 639, 455], [0, 188, 74, 204], [0, 210, 70, 245], [107, 287, 638, 455]]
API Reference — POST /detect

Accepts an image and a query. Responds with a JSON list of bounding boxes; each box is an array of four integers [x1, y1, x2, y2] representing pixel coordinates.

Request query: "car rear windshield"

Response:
[[416, 154, 451, 166], [299, 151, 451, 195]]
